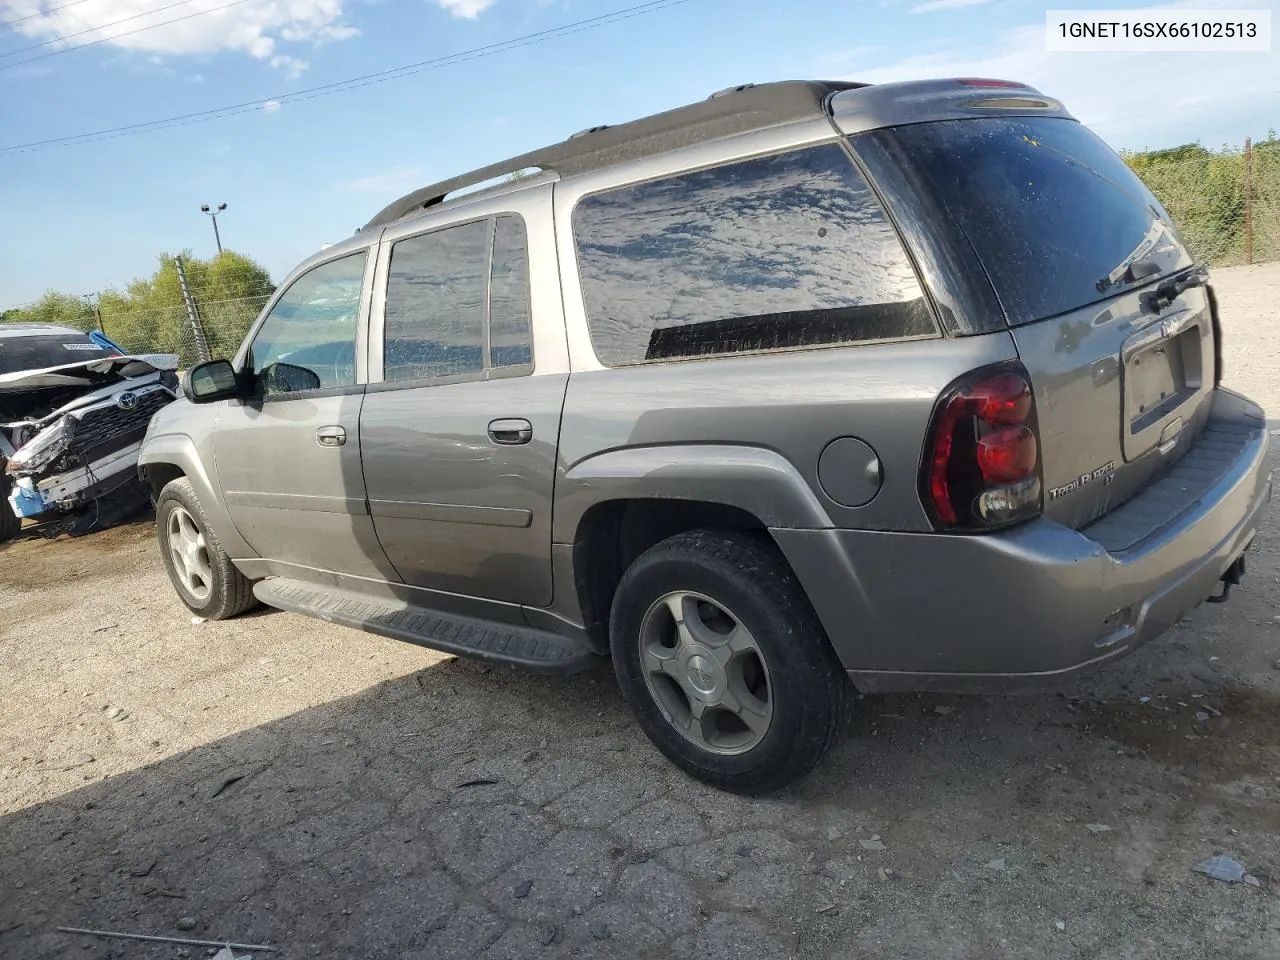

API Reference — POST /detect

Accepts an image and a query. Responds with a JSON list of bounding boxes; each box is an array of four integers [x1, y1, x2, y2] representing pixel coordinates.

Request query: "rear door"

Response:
[[359, 187, 568, 607], [866, 116, 1214, 529]]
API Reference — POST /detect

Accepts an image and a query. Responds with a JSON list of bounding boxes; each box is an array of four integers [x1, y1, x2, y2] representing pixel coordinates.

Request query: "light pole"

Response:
[[200, 202, 227, 255]]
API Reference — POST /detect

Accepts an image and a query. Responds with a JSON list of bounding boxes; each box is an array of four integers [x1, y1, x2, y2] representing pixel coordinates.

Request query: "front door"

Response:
[[359, 211, 564, 606], [213, 249, 398, 581]]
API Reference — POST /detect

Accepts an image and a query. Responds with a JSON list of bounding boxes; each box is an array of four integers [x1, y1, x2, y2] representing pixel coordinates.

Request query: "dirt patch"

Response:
[[0, 517, 154, 591], [1082, 686, 1280, 782]]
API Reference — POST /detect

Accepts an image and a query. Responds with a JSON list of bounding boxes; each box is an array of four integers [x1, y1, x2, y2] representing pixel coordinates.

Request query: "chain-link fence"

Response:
[[1126, 136, 1280, 268], [95, 288, 271, 369]]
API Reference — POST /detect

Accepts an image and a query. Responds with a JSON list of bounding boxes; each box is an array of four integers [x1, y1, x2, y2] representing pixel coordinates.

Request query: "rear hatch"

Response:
[[872, 115, 1214, 529]]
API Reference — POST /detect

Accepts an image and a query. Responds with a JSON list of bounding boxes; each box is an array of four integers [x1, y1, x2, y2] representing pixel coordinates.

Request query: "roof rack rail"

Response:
[[708, 83, 756, 100], [360, 80, 870, 232]]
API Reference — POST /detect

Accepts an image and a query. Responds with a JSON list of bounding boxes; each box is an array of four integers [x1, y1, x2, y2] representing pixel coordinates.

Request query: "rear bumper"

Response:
[[773, 388, 1273, 693]]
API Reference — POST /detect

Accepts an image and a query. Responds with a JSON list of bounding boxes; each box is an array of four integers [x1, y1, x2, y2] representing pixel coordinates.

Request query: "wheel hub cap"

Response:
[[683, 650, 721, 698], [637, 590, 774, 756], [167, 504, 212, 603]]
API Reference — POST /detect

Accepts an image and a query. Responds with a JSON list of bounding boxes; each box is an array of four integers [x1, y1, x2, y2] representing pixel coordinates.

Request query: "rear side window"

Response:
[[385, 220, 489, 383], [572, 142, 934, 366], [489, 216, 533, 370], [882, 117, 1194, 326], [383, 216, 534, 383]]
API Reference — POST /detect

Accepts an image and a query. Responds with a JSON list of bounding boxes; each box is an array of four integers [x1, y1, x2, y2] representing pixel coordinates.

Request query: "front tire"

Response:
[[610, 529, 847, 794], [156, 477, 256, 620]]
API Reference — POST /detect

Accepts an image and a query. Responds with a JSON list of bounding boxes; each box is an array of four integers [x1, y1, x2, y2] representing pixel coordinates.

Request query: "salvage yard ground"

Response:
[[2, 263, 1280, 959]]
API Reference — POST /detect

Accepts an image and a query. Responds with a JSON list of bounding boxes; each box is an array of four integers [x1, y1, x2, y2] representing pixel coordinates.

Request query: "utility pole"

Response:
[[200, 202, 227, 255], [174, 255, 212, 363], [1243, 137, 1254, 266]]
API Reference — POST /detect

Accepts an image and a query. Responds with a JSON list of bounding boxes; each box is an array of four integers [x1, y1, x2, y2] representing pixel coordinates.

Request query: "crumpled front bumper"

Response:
[[7, 443, 144, 519]]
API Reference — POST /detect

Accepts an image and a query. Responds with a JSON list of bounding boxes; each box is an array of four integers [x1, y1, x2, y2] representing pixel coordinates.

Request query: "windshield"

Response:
[[882, 117, 1194, 326], [0, 332, 114, 375]]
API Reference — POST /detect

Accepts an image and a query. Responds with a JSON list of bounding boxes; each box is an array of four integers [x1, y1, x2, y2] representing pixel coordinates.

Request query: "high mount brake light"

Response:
[[955, 78, 1028, 89], [924, 366, 1043, 530]]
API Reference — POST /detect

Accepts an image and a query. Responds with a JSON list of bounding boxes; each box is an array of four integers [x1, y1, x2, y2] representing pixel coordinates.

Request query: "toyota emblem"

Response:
[[116, 391, 139, 410]]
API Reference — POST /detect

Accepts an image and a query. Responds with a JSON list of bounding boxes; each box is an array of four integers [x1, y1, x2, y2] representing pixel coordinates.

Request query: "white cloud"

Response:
[[261, 98, 282, 112], [435, 0, 495, 19], [270, 53, 309, 78], [832, 0, 1279, 149], [0, 0, 359, 70], [339, 165, 428, 195], [911, 0, 994, 12]]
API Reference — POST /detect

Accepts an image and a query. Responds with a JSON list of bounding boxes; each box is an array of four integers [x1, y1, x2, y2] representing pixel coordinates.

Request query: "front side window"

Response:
[[572, 143, 934, 366], [249, 252, 366, 398]]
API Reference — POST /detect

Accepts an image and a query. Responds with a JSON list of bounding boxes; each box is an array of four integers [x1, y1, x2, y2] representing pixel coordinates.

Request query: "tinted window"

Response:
[[385, 220, 488, 382], [0, 333, 113, 374], [250, 252, 366, 397], [883, 117, 1194, 326], [489, 216, 533, 369], [572, 143, 934, 366]]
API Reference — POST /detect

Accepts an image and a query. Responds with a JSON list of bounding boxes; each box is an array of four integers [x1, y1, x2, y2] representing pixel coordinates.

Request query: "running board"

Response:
[[253, 578, 600, 675]]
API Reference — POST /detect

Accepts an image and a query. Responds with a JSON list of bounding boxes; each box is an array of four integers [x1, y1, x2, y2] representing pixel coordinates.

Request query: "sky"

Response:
[[0, 0, 1276, 307]]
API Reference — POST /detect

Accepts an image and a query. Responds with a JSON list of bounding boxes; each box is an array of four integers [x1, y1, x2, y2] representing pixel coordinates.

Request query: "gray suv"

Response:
[[138, 79, 1273, 793]]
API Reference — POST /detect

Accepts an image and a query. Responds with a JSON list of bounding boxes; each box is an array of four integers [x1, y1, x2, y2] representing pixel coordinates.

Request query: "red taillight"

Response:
[[976, 426, 1037, 483], [924, 365, 1043, 530], [971, 372, 1032, 425], [956, 78, 1027, 89]]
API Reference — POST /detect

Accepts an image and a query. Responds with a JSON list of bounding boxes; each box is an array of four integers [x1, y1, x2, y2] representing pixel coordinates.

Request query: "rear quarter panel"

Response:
[[556, 331, 1019, 538]]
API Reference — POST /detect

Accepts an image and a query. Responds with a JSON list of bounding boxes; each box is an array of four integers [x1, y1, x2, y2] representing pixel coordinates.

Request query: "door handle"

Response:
[[316, 425, 347, 448], [488, 418, 532, 445]]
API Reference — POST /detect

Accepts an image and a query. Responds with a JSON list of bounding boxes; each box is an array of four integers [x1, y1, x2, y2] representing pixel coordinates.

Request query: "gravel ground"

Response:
[[1, 263, 1278, 960]]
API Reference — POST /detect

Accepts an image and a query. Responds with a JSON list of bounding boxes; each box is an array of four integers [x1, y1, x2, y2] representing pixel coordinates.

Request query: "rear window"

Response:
[[0, 333, 112, 375], [884, 117, 1194, 326], [572, 142, 935, 366]]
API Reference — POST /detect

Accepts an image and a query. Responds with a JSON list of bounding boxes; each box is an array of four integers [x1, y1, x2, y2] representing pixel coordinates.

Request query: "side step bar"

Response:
[[253, 578, 601, 675]]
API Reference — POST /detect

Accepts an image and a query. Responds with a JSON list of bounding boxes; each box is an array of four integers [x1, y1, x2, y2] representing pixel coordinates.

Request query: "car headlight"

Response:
[[4, 417, 74, 476]]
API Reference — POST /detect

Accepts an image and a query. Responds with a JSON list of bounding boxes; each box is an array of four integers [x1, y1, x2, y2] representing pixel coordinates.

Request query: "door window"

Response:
[[382, 215, 535, 383], [488, 215, 533, 370], [385, 220, 489, 383], [249, 251, 367, 398]]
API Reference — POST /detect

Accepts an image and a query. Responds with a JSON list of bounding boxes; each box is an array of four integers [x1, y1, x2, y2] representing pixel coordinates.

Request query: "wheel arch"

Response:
[[556, 444, 833, 651], [138, 433, 256, 559]]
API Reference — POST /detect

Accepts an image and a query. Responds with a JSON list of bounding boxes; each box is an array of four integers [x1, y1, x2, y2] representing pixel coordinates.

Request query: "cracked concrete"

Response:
[[1, 265, 1279, 958]]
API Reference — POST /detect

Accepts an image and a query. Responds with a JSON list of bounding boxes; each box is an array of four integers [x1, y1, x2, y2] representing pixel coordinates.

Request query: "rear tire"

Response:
[[156, 477, 257, 620], [610, 529, 847, 794], [0, 478, 19, 544]]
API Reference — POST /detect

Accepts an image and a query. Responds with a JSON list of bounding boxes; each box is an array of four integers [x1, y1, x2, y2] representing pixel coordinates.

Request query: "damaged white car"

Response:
[[1, 323, 178, 542]]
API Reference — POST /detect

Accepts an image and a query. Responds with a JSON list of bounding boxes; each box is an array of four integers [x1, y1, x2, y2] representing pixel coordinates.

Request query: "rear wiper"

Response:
[[1143, 264, 1208, 313], [1096, 255, 1162, 293]]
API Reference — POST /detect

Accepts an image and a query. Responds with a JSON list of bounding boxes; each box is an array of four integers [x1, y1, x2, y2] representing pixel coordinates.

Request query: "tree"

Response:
[[3, 250, 276, 366], [100, 250, 275, 364], [1, 291, 97, 331]]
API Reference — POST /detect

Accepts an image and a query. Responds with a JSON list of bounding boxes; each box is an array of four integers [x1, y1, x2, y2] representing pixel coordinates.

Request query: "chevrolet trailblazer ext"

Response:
[[137, 79, 1272, 793]]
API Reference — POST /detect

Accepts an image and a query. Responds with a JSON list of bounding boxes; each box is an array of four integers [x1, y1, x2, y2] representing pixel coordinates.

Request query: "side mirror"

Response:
[[182, 360, 245, 403], [261, 362, 322, 395]]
